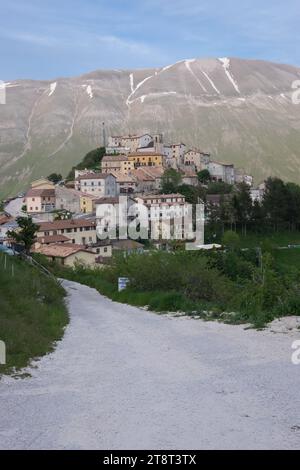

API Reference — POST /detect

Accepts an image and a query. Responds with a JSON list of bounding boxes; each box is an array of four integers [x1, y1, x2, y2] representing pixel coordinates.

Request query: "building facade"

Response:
[[37, 219, 97, 246], [76, 173, 118, 197]]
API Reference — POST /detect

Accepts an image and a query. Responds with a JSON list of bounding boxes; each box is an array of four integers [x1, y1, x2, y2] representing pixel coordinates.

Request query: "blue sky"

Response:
[[0, 0, 299, 80]]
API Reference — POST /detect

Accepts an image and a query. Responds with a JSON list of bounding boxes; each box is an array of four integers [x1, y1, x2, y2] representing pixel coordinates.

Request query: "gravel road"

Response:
[[0, 280, 300, 450]]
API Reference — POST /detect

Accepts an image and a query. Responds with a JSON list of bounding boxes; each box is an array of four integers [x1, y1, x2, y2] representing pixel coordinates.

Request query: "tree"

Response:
[[230, 182, 253, 234], [262, 177, 289, 230], [222, 230, 240, 251], [48, 173, 62, 184], [177, 184, 202, 204], [286, 182, 300, 230], [207, 181, 233, 194], [66, 147, 106, 181], [251, 200, 265, 232], [161, 169, 182, 194], [7, 217, 40, 254], [197, 169, 211, 185]]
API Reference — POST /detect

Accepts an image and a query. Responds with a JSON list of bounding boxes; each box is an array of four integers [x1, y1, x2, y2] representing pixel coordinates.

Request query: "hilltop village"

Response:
[[0, 132, 264, 266]]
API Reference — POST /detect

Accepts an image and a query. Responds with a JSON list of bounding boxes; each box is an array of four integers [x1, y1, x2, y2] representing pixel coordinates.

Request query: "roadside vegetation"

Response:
[[40, 235, 300, 329], [0, 253, 68, 376]]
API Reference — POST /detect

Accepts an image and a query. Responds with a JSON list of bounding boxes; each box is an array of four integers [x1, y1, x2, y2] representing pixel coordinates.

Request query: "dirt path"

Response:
[[0, 280, 300, 450]]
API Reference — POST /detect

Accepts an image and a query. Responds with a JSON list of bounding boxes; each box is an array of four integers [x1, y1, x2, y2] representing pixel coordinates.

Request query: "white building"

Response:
[[250, 183, 266, 203], [75, 173, 118, 197], [208, 161, 235, 185], [37, 218, 97, 246], [108, 134, 154, 153]]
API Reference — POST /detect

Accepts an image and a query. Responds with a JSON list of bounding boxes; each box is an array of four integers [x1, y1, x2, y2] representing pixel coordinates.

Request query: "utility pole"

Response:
[[102, 122, 107, 148]]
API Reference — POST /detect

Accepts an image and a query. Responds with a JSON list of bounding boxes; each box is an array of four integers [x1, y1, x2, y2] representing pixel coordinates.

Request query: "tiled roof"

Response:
[[132, 169, 155, 182], [33, 243, 94, 258], [0, 214, 12, 225], [110, 171, 137, 183], [36, 234, 70, 244], [38, 218, 96, 231], [25, 188, 56, 198]]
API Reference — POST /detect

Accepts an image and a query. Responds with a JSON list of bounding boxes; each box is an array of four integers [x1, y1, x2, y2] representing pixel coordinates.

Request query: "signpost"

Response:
[[118, 277, 129, 292]]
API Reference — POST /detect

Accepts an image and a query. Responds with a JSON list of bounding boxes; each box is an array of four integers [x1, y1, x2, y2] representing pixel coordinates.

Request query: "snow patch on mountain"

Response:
[[86, 85, 93, 99], [137, 91, 177, 104], [4, 82, 20, 88], [129, 73, 134, 93], [218, 58, 240, 94], [185, 60, 207, 93], [126, 73, 154, 106], [48, 82, 57, 97], [200, 69, 220, 95]]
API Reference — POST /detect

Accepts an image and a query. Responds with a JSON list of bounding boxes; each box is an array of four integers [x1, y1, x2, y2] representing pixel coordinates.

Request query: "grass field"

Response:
[[0, 254, 68, 376], [239, 231, 300, 249]]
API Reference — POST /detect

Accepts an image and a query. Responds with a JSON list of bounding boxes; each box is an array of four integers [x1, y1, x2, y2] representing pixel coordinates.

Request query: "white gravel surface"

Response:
[[0, 279, 300, 450]]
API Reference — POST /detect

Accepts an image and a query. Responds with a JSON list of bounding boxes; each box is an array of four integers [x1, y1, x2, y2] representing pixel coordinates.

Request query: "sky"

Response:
[[0, 0, 300, 80]]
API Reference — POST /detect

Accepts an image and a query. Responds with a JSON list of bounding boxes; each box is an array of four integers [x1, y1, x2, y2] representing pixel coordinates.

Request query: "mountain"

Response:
[[1, 57, 300, 198]]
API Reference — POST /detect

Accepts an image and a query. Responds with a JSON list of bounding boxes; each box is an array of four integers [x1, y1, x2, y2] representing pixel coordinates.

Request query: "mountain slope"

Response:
[[1, 57, 300, 197]]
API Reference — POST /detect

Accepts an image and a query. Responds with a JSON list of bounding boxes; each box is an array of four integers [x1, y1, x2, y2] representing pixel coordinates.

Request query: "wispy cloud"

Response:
[[0, 0, 299, 79]]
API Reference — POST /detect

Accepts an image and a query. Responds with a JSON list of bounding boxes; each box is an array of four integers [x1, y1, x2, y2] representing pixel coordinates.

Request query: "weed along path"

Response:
[[0, 280, 300, 450]]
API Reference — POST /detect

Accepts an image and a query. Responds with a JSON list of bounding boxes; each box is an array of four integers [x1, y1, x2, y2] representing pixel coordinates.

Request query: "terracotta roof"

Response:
[[33, 243, 95, 258], [140, 167, 164, 178], [38, 218, 96, 231], [36, 234, 70, 244], [0, 214, 12, 225], [110, 171, 137, 183], [132, 169, 155, 182], [25, 188, 56, 198]]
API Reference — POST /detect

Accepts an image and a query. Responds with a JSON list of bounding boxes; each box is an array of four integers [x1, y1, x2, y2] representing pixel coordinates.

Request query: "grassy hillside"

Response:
[[0, 254, 68, 376]]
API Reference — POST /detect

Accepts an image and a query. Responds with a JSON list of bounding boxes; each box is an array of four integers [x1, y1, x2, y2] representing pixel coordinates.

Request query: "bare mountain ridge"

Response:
[[1, 57, 300, 197]]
